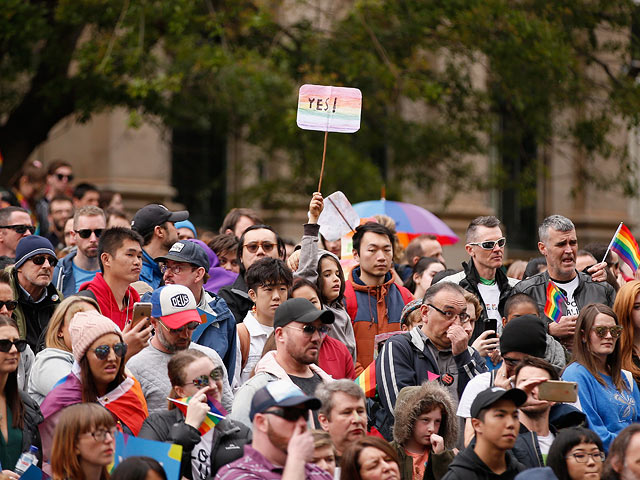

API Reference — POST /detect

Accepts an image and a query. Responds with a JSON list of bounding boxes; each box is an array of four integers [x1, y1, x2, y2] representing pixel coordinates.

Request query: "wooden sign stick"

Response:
[[318, 131, 328, 192]]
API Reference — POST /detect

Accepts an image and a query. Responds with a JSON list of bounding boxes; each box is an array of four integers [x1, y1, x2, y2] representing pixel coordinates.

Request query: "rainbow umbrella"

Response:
[[352, 199, 459, 246]]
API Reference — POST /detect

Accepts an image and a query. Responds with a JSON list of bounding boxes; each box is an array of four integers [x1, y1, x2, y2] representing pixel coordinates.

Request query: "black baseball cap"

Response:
[[131, 204, 189, 237], [273, 298, 334, 329], [155, 241, 209, 270], [249, 380, 321, 422], [470, 387, 527, 419]]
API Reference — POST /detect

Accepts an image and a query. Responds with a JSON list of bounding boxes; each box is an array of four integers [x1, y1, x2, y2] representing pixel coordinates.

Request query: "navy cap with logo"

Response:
[[249, 380, 321, 422], [273, 298, 334, 329], [155, 241, 209, 271], [470, 386, 528, 419], [131, 204, 189, 237]]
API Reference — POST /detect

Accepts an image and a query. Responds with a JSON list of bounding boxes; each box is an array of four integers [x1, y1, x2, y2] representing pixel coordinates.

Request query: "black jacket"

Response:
[[21, 391, 44, 462], [442, 447, 525, 480], [512, 423, 557, 469], [218, 275, 252, 324], [138, 408, 251, 479], [511, 270, 615, 324]]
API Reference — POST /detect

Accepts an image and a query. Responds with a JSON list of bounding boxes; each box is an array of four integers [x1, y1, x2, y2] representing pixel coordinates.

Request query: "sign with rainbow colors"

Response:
[[297, 84, 362, 133]]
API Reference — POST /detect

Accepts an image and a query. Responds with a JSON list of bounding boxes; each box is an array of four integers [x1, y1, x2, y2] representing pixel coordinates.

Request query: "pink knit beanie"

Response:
[[69, 310, 123, 362]]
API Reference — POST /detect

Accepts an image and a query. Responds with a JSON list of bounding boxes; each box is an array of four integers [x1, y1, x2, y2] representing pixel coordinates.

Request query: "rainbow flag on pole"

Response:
[[608, 223, 640, 272], [168, 397, 226, 435], [355, 361, 376, 398], [544, 281, 566, 323]]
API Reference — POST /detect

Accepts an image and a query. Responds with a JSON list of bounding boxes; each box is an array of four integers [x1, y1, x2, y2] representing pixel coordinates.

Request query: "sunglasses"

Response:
[[56, 173, 74, 182], [31, 255, 58, 267], [0, 301, 18, 311], [467, 237, 507, 250], [75, 229, 104, 239], [502, 356, 521, 367], [158, 319, 199, 334], [286, 324, 330, 336], [0, 225, 36, 235], [263, 407, 309, 422], [592, 325, 623, 339], [190, 367, 224, 387], [93, 342, 128, 360], [243, 241, 276, 254], [0, 339, 27, 353]]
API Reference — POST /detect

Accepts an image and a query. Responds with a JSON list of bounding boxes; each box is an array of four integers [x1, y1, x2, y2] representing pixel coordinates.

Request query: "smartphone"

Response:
[[537, 380, 578, 403], [131, 302, 152, 328]]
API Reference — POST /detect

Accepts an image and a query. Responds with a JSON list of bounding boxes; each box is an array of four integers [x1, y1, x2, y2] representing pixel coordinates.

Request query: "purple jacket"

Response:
[[188, 239, 237, 293]]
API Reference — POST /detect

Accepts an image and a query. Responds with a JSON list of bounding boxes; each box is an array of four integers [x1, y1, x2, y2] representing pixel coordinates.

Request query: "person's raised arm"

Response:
[[295, 192, 324, 282]]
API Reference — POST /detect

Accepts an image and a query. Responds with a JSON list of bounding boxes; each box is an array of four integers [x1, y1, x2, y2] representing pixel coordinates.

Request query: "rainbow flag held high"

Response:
[[544, 281, 566, 323], [355, 361, 376, 398], [608, 223, 640, 273], [168, 397, 226, 435]]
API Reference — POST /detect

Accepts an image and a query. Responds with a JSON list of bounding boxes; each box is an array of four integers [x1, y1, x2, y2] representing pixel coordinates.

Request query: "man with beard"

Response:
[[216, 380, 332, 480], [126, 284, 233, 414], [231, 298, 334, 428], [130, 204, 188, 289], [45, 195, 73, 250], [53, 206, 105, 296], [511, 215, 615, 347]]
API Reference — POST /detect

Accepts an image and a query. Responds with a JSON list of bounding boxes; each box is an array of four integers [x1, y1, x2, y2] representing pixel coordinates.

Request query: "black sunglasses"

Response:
[[263, 407, 309, 422], [0, 225, 36, 235], [31, 255, 58, 267], [0, 339, 27, 353], [0, 301, 18, 311], [75, 229, 104, 239], [93, 342, 127, 360], [56, 173, 74, 182], [286, 324, 330, 336]]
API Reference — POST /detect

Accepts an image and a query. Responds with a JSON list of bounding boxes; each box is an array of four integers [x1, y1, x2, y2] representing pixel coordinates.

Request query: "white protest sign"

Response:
[[318, 191, 360, 241], [297, 84, 362, 133]]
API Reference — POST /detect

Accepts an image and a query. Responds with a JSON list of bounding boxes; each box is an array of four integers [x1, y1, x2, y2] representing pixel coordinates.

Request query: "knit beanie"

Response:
[[14, 235, 56, 269], [69, 310, 123, 362], [500, 314, 547, 358]]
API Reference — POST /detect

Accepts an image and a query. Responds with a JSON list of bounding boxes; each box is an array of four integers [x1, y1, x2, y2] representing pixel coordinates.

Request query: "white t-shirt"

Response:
[[191, 428, 214, 479], [237, 311, 274, 386], [537, 431, 555, 456], [477, 283, 502, 334], [553, 276, 580, 316]]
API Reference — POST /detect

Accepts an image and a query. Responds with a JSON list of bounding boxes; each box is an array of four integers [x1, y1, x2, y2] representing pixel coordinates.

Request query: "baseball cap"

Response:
[[155, 241, 209, 270], [273, 298, 334, 329], [249, 380, 321, 422], [150, 284, 202, 329], [470, 386, 528, 419], [131, 204, 189, 237]]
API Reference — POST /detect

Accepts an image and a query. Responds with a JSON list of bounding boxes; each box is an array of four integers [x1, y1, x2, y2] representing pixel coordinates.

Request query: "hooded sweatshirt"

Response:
[[442, 447, 525, 480], [27, 347, 74, 404], [78, 273, 140, 329]]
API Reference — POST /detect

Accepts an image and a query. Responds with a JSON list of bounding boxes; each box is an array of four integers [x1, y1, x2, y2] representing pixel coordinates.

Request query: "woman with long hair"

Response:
[[613, 280, 640, 387], [562, 303, 640, 452], [28, 296, 100, 404], [340, 436, 401, 480], [546, 427, 604, 480], [0, 316, 42, 476], [39, 311, 147, 461], [139, 349, 250, 479], [50, 403, 116, 480], [404, 257, 445, 300]]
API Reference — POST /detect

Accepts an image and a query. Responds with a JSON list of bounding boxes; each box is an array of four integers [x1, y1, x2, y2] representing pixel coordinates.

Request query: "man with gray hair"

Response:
[[511, 214, 614, 346], [437, 216, 518, 343], [316, 379, 367, 460]]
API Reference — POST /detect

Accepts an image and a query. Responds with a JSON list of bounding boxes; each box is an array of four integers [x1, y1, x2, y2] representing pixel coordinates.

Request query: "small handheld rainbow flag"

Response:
[[544, 281, 566, 323], [607, 223, 640, 273], [355, 361, 376, 397], [168, 397, 226, 435]]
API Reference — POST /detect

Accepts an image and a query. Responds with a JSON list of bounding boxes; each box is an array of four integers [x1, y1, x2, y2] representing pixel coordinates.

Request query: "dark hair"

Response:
[[0, 316, 24, 429], [11, 160, 45, 190], [46, 160, 72, 176], [524, 257, 547, 279], [111, 456, 168, 480], [431, 269, 458, 286], [0, 258, 12, 271], [514, 356, 559, 382], [50, 195, 74, 206], [98, 190, 119, 210], [237, 224, 286, 275], [603, 424, 640, 479], [340, 437, 400, 480], [404, 257, 444, 293], [166, 349, 210, 407], [0, 270, 12, 285], [547, 427, 603, 480], [352, 222, 395, 255], [466, 216, 501, 243], [98, 227, 143, 272], [208, 234, 239, 257], [317, 254, 346, 304], [73, 183, 99, 201], [219, 208, 263, 235], [291, 277, 320, 299], [423, 281, 466, 305], [404, 234, 438, 265], [571, 303, 626, 391], [504, 293, 539, 320], [245, 257, 293, 292], [0, 206, 29, 226], [105, 207, 128, 223]]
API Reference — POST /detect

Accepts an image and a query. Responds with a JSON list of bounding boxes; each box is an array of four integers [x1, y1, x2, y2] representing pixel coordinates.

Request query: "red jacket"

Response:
[[318, 335, 356, 380], [79, 273, 140, 329]]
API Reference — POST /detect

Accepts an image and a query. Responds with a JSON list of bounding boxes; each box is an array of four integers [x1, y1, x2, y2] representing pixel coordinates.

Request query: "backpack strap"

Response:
[[344, 281, 358, 321], [237, 323, 250, 369]]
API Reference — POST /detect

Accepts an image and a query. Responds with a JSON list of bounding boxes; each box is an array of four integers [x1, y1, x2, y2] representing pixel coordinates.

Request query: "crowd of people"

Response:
[[0, 159, 638, 480]]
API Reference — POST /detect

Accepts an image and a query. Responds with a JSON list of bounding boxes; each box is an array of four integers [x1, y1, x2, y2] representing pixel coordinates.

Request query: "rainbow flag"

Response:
[[608, 223, 640, 272], [355, 361, 376, 397], [168, 397, 226, 435], [544, 281, 566, 323]]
